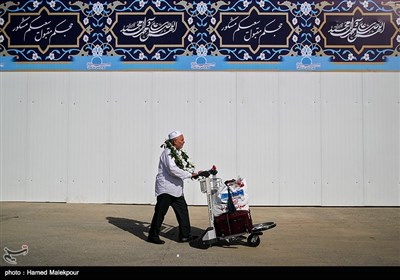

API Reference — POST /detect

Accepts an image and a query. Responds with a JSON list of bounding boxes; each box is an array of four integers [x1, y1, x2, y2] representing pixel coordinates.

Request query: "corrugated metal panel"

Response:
[[68, 72, 111, 203], [279, 73, 322, 205], [363, 73, 399, 206], [25, 73, 69, 202], [321, 73, 364, 206], [1, 73, 28, 201], [151, 72, 200, 204], [1, 72, 399, 206], [236, 72, 280, 205], [108, 72, 154, 204], [192, 72, 237, 205]]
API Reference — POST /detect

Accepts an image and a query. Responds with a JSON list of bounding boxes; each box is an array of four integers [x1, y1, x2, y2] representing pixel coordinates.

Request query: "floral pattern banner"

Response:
[[0, 0, 399, 71]]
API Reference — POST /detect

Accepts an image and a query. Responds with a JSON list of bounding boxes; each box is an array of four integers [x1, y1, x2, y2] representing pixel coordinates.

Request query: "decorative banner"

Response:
[[0, 0, 399, 71]]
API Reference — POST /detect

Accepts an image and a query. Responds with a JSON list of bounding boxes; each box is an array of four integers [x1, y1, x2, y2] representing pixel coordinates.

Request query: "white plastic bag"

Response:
[[212, 177, 249, 217]]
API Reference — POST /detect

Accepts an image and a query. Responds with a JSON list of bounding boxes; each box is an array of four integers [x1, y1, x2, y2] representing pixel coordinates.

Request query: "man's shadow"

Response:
[[106, 217, 205, 242]]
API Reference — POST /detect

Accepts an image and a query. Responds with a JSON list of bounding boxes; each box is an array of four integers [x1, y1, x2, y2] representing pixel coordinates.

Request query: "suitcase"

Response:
[[214, 210, 253, 237]]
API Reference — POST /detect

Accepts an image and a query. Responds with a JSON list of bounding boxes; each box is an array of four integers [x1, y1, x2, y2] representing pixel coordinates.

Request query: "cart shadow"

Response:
[[106, 217, 205, 243], [189, 235, 251, 250]]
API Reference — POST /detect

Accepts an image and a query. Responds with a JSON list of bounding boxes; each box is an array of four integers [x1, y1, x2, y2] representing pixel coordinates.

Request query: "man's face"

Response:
[[173, 135, 185, 150]]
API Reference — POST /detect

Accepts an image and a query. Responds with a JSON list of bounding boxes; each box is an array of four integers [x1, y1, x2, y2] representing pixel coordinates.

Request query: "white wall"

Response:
[[1, 72, 399, 206], [321, 73, 364, 206]]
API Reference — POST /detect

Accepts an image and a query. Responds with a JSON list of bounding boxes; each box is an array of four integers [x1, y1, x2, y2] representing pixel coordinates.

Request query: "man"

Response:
[[147, 131, 200, 245]]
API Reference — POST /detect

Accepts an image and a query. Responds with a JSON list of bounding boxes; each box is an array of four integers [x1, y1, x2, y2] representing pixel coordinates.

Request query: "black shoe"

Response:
[[178, 235, 199, 243], [147, 237, 165, 245]]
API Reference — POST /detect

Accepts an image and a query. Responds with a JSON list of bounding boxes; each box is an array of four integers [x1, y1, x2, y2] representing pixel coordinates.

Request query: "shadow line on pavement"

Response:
[[106, 217, 205, 243]]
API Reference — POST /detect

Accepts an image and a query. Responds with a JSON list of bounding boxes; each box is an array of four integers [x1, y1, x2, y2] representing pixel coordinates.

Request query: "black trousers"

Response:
[[148, 193, 191, 240]]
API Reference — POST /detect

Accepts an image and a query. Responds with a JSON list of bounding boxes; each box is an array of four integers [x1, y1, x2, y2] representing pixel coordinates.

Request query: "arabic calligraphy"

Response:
[[216, 7, 291, 53], [320, 7, 395, 55], [121, 17, 177, 42], [12, 15, 73, 45], [4, 7, 83, 54], [112, 7, 187, 53], [221, 15, 283, 45], [328, 17, 385, 43]]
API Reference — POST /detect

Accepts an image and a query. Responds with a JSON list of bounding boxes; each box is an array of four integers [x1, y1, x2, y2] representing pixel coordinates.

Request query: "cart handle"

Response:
[[192, 166, 218, 180]]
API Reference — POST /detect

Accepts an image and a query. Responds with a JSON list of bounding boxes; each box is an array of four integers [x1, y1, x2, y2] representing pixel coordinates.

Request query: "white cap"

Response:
[[168, 130, 182, 140]]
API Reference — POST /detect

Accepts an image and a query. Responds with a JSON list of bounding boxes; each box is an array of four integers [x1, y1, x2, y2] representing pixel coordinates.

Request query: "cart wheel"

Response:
[[247, 234, 260, 247]]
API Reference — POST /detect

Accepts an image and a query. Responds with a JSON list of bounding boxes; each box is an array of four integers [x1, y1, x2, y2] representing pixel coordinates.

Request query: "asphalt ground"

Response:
[[0, 202, 399, 276]]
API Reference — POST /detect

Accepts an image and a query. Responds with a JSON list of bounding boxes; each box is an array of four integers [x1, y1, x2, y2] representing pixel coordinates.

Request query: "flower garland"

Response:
[[161, 140, 195, 173]]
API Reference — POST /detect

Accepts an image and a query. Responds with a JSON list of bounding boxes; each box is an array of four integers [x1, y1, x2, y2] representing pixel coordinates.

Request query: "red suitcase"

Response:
[[214, 210, 253, 237]]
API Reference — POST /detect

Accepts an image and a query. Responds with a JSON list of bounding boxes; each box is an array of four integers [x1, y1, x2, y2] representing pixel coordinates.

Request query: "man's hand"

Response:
[[191, 170, 204, 180]]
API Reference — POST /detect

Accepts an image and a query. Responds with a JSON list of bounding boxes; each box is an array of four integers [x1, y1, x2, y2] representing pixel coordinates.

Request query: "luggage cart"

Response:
[[193, 170, 276, 249]]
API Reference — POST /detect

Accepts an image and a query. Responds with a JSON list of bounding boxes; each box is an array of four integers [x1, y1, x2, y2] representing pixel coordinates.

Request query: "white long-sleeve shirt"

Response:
[[155, 148, 192, 197]]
